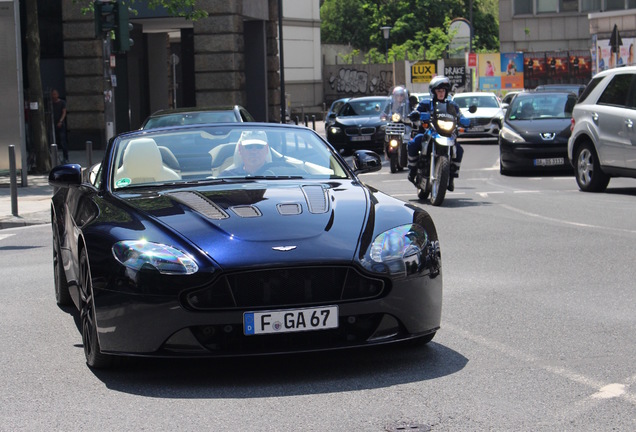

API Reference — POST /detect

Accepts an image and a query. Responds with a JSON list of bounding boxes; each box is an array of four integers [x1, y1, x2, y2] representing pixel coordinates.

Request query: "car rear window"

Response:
[[597, 74, 634, 107], [577, 77, 603, 104]]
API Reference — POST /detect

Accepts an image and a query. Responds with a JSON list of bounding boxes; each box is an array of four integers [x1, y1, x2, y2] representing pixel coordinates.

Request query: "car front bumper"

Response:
[[500, 141, 571, 172]]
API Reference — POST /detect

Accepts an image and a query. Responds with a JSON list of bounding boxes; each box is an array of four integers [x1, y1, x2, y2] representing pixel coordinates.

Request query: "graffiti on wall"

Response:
[[328, 68, 393, 95]]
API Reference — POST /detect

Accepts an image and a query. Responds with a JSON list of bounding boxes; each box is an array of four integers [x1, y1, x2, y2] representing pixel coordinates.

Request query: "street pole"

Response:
[[103, 38, 116, 142], [381, 26, 392, 64]]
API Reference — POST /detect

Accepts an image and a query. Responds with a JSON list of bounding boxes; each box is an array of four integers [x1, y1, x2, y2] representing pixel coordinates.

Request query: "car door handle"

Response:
[[626, 119, 634, 129], [592, 112, 599, 122]]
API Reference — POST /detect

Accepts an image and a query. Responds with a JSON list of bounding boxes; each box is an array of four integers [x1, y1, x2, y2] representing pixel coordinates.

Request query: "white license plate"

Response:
[[534, 157, 564, 166], [470, 126, 485, 131], [351, 135, 371, 141], [244, 306, 338, 335]]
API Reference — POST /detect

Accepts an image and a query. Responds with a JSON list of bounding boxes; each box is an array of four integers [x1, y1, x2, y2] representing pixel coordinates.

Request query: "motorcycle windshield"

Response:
[[390, 91, 411, 120], [432, 102, 458, 138]]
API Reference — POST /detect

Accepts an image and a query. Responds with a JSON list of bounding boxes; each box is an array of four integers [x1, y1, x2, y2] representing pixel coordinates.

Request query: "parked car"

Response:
[[499, 91, 577, 175], [325, 97, 349, 129], [48, 122, 443, 368], [452, 92, 504, 143], [140, 106, 254, 129], [501, 91, 520, 106], [326, 96, 390, 154], [535, 84, 586, 97], [568, 66, 636, 192]]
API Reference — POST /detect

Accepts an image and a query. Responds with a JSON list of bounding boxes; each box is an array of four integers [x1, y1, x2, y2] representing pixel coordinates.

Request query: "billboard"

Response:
[[500, 52, 524, 90], [478, 53, 501, 91]]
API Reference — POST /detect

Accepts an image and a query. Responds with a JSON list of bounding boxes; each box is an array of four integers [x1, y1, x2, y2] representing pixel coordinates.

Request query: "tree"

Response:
[[24, 0, 207, 173], [320, 0, 499, 61]]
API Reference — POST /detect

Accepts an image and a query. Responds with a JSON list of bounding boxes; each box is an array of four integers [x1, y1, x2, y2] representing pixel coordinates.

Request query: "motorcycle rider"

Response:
[[407, 76, 467, 191]]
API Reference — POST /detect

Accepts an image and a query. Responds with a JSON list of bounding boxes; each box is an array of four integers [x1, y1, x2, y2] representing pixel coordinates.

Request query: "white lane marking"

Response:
[[477, 191, 504, 198], [591, 383, 626, 399], [444, 322, 636, 406], [500, 204, 636, 235], [0, 234, 16, 241], [513, 190, 540, 194]]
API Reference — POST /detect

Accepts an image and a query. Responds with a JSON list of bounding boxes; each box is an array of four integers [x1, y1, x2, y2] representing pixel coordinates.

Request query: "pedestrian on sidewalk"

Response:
[[51, 89, 69, 163]]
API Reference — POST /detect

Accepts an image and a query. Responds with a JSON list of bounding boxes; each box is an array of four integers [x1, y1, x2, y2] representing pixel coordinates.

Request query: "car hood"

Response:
[[460, 108, 503, 118], [335, 115, 385, 126], [116, 181, 370, 268], [506, 118, 572, 140]]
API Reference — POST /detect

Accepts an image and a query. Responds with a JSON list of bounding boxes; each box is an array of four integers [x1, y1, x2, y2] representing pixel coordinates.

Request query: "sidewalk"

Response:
[[0, 149, 102, 230], [0, 122, 326, 230]]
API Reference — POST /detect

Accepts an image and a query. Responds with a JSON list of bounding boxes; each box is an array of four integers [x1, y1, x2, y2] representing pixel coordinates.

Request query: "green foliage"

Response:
[[320, 0, 500, 60], [75, 0, 208, 20]]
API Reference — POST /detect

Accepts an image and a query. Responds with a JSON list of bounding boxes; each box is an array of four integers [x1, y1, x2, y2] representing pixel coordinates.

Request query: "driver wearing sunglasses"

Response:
[[221, 132, 271, 176]]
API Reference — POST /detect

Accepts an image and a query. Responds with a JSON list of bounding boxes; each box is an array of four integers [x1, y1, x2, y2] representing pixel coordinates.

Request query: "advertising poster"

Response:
[[523, 52, 547, 88], [596, 42, 612, 71], [545, 51, 570, 82], [444, 58, 467, 93], [568, 50, 592, 81], [478, 53, 501, 91], [500, 52, 524, 89], [617, 38, 635, 66]]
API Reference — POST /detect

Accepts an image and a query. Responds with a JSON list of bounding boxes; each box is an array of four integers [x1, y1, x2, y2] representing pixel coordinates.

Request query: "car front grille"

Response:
[[184, 266, 387, 310], [470, 118, 492, 127], [345, 127, 376, 135]]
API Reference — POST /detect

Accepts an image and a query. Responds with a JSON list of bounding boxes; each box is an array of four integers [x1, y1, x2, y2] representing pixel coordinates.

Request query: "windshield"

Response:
[[110, 125, 350, 190], [143, 111, 239, 129], [507, 93, 577, 120], [453, 94, 500, 109], [339, 98, 388, 117]]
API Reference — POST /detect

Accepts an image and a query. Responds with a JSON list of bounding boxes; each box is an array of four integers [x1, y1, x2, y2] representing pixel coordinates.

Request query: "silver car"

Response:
[[568, 66, 636, 192]]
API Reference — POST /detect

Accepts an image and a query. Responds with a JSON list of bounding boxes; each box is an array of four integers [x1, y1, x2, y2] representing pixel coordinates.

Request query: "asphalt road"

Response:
[[1, 143, 635, 431]]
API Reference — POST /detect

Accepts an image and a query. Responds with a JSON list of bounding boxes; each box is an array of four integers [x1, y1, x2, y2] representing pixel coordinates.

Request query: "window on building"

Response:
[[514, 0, 533, 14], [581, 0, 602, 12], [605, 0, 626, 10], [560, 0, 579, 12], [538, 0, 558, 13], [629, 0, 636, 8]]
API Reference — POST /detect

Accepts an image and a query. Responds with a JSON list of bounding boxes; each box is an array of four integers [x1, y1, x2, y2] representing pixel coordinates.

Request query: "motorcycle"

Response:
[[384, 88, 413, 173], [411, 102, 470, 206]]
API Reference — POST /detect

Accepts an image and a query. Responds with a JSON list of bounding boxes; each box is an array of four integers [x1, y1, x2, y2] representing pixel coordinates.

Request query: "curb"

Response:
[[0, 211, 50, 230]]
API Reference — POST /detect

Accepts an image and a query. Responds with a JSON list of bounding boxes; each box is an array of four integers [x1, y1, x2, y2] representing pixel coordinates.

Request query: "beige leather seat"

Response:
[[115, 137, 181, 185]]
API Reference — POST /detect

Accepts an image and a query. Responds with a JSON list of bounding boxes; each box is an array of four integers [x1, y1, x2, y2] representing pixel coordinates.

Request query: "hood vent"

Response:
[[230, 205, 262, 218], [166, 191, 229, 220], [301, 185, 329, 214], [277, 203, 302, 215]]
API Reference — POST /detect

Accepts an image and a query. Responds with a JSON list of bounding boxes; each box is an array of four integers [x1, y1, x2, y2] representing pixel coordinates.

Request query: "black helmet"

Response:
[[429, 76, 451, 97]]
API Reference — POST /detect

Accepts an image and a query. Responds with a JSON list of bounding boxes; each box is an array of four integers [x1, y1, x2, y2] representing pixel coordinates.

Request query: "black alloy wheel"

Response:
[[52, 221, 72, 306], [79, 249, 113, 369]]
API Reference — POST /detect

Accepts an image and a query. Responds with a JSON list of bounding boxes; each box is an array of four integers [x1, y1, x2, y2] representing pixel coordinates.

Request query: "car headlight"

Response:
[[361, 224, 429, 276], [500, 125, 525, 143], [391, 113, 402, 122], [329, 126, 342, 135], [112, 240, 199, 275], [437, 120, 455, 132]]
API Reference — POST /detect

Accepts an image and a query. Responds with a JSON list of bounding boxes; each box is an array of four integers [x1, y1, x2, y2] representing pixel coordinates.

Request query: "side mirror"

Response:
[[351, 150, 382, 174], [49, 164, 82, 188]]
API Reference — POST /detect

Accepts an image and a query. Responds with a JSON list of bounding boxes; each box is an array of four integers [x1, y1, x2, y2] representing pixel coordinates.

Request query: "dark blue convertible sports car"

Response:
[[49, 122, 443, 368]]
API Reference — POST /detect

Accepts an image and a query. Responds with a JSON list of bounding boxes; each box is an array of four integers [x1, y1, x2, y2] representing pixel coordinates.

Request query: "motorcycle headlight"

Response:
[[112, 240, 199, 275], [361, 224, 428, 276], [437, 120, 455, 131], [390, 139, 399, 148], [391, 113, 402, 122], [329, 126, 342, 135], [500, 125, 525, 143]]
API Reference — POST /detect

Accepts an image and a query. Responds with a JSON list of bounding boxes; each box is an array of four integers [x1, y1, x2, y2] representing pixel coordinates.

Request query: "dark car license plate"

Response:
[[534, 157, 564, 166]]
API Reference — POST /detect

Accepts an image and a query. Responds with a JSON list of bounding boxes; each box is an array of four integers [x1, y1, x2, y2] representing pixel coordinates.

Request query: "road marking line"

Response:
[[500, 204, 636, 234], [477, 191, 504, 198], [444, 322, 636, 406], [0, 234, 15, 241]]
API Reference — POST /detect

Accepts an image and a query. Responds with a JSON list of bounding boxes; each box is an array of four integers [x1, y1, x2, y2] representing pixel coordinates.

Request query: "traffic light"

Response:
[[94, 1, 117, 38], [114, 1, 134, 53]]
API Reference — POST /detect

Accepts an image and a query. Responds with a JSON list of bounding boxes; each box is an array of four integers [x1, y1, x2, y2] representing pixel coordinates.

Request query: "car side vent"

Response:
[[166, 191, 229, 220], [301, 185, 329, 214], [230, 205, 262, 218], [277, 203, 302, 215]]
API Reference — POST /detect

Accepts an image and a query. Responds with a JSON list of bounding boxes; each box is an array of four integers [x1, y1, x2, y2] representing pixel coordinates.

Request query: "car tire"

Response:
[[79, 248, 113, 369], [52, 221, 72, 306], [574, 141, 610, 192]]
